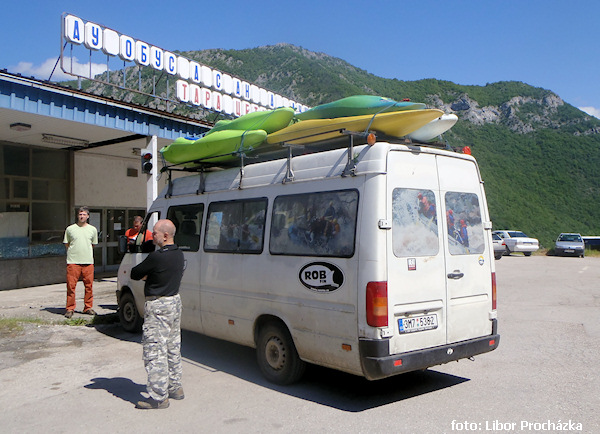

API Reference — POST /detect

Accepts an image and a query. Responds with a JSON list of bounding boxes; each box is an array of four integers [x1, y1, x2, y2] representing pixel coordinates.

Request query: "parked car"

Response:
[[492, 233, 505, 260], [554, 233, 585, 258], [493, 230, 539, 256]]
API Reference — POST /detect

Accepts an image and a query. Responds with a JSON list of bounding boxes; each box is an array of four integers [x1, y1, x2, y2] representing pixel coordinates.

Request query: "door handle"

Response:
[[447, 271, 464, 279]]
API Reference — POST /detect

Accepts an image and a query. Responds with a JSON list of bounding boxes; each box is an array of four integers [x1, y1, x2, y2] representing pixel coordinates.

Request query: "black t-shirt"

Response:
[[131, 244, 185, 297]]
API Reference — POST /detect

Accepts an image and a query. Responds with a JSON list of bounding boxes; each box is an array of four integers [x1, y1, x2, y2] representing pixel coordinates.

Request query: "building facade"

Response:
[[0, 71, 209, 289]]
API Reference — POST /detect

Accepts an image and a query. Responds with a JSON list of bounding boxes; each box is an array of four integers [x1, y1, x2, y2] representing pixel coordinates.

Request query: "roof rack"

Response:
[[159, 128, 455, 196]]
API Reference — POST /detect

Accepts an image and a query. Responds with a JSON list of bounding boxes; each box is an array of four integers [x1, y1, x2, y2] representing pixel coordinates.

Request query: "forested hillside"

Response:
[[183, 44, 600, 248], [71, 43, 600, 248]]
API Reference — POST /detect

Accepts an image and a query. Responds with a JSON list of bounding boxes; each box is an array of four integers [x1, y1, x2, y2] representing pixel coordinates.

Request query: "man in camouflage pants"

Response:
[[131, 219, 185, 409]]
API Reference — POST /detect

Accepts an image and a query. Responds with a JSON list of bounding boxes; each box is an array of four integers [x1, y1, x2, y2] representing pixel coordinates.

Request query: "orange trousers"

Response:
[[66, 264, 94, 312]]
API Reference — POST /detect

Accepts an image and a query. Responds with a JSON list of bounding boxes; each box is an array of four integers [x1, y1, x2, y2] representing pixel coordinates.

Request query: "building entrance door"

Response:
[[86, 208, 146, 273]]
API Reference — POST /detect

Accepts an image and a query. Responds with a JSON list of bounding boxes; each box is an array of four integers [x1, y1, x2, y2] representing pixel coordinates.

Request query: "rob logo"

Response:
[[299, 262, 344, 292]]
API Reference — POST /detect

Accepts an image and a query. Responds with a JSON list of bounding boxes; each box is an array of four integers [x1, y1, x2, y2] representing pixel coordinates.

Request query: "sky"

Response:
[[1, 0, 599, 118]]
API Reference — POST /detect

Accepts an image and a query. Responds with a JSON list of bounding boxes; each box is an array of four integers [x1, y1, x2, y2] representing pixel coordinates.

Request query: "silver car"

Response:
[[492, 233, 505, 260], [554, 233, 585, 258]]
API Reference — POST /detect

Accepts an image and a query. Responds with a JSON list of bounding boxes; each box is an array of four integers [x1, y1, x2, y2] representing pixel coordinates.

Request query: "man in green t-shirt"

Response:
[[63, 206, 98, 318]]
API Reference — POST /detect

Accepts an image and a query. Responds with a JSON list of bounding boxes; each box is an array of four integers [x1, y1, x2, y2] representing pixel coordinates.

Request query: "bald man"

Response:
[[131, 219, 185, 409]]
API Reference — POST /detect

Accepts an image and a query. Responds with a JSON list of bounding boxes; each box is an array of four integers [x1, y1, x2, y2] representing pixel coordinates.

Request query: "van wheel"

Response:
[[524, 252, 532, 256], [118, 292, 143, 333], [256, 323, 306, 385]]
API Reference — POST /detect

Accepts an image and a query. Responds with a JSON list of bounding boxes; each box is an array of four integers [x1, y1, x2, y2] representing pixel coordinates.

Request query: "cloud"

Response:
[[12, 57, 108, 82], [579, 106, 600, 119]]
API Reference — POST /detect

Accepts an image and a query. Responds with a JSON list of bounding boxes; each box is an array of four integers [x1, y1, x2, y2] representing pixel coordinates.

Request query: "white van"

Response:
[[117, 138, 499, 384]]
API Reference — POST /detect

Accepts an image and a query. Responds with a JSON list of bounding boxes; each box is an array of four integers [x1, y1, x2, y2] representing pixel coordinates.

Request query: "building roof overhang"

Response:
[[0, 70, 211, 159]]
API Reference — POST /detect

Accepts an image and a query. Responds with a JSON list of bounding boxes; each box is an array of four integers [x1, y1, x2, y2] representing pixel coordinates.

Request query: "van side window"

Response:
[[204, 198, 267, 253], [392, 188, 439, 257], [270, 189, 358, 258], [167, 204, 204, 252], [445, 192, 485, 255]]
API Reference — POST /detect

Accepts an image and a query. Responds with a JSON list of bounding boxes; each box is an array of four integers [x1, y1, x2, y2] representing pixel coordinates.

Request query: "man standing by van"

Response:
[[63, 206, 98, 318], [131, 219, 185, 410]]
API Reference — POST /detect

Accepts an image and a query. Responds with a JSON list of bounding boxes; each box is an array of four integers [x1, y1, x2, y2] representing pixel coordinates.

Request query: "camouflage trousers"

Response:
[[142, 294, 182, 401]]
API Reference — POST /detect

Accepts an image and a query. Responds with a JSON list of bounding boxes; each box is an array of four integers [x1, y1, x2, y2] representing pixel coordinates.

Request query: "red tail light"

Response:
[[491, 272, 497, 310], [366, 281, 388, 327]]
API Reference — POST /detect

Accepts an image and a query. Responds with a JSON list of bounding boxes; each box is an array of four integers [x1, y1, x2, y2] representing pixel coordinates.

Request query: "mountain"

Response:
[[68, 43, 600, 249]]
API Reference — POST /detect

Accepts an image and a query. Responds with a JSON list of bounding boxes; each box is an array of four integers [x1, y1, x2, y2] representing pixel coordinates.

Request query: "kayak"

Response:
[[161, 129, 268, 164], [408, 114, 458, 142], [208, 107, 295, 135], [295, 95, 425, 120], [267, 109, 444, 145]]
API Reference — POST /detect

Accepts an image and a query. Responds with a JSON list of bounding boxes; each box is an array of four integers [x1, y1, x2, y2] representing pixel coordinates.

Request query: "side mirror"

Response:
[[118, 235, 128, 254]]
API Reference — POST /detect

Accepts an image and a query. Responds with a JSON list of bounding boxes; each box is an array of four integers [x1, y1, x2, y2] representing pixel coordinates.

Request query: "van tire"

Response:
[[256, 323, 306, 385], [118, 291, 143, 333]]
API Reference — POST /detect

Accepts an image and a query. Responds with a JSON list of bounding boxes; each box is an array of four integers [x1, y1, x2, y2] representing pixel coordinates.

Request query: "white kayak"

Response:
[[408, 113, 458, 142]]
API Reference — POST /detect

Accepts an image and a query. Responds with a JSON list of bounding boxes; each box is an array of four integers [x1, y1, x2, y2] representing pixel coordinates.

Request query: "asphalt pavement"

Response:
[[0, 256, 599, 433]]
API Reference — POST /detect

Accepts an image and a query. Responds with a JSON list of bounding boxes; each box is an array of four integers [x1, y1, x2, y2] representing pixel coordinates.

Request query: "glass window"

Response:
[[32, 149, 68, 179], [168, 204, 204, 252], [205, 198, 266, 254], [2, 145, 29, 176], [33, 180, 67, 201], [0, 178, 8, 200], [270, 190, 358, 258], [31, 203, 67, 232], [392, 188, 439, 257], [107, 209, 126, 243], [13, 179, 29, 199], [445, 192, 485, 255], [0, 144, 69, 259]]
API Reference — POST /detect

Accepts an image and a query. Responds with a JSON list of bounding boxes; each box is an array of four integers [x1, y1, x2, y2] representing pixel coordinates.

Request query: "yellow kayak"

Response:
[[266, 109, 444, 145]]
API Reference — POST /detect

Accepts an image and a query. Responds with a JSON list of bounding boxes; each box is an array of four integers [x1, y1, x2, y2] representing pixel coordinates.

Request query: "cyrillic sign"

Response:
[[62, 14, 308, 117]]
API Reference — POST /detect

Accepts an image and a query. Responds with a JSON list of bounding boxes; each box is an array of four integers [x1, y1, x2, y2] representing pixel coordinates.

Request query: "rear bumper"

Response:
[[359, 320, 499, 380], [511, 244, 539, 253]]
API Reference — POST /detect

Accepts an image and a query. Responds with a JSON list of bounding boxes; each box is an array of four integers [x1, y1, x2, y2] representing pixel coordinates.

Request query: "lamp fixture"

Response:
[[10, 122, 31, 132], [42, 133, 89, 147]]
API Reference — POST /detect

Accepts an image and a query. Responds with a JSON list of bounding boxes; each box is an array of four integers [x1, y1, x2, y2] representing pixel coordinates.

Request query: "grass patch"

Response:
[[0, 317, 49, 335], [64, 318, 90, 326], [0, 313, 120, 333], [544, 248, 600, 257], [64, 313, 120, 327]]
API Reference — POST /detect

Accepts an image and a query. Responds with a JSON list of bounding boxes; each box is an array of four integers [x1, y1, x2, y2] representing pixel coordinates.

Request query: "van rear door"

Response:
[[386, 150, 493, 356], [386, 150, 448, 354], [437, 156, 493, 343]]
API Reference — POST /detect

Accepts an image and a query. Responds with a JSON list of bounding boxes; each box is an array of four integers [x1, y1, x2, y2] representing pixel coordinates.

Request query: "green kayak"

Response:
[[208, 107, 295, 135], [295, 95, 425, 120], [160, 129, 268, 164]]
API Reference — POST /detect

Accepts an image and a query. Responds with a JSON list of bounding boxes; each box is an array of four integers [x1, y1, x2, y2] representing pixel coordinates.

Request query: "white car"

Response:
[[493, 230, 539, 256]]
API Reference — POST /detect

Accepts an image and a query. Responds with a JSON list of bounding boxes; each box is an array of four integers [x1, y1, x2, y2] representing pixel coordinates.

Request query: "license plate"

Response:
[[398, 314, 438, 334], [565, 249, 574, 253]]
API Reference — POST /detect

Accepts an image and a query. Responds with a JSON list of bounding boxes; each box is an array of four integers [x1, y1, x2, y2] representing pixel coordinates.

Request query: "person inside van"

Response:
[[126, 216, 153, 244]]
